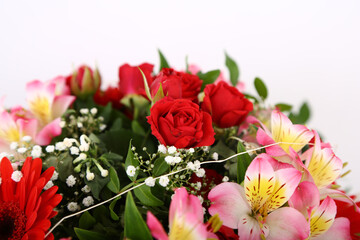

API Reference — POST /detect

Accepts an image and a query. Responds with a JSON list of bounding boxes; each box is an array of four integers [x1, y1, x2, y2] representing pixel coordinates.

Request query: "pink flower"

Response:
[[26, 79, 75, 145], [208, 153, 309, 239], [146, 187, 213, 240]]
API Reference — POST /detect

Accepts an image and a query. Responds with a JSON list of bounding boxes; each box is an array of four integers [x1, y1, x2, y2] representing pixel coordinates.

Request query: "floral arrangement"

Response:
[[0, 51, 359, 240]]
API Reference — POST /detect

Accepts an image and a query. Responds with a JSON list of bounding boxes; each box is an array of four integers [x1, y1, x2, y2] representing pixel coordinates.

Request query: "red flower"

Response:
[[118, 63, 154, 98], [94, 86, 123, 109], [147, 97, 215, 149], [335, 197, 360, 239], [150, 68, 202, 102], [202, 81, 253, 128], [66, 65, 101, 99], [0, 157, 62, 240]]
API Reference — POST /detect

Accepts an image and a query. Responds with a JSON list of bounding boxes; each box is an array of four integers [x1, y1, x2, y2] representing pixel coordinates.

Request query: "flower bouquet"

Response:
[[0, 51, 359, 240]]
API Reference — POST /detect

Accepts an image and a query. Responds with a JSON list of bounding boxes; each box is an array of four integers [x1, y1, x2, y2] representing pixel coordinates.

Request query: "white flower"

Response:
[[196, 182, 202, 190], [11, 170, 23, 182], [46, 145, 55, 153], [188, 148, 195, 153], [77, 122, 83, 128], [165, 156, 174, 165], [173, 156, 182, 164], [74, 153, 87, 162], [99, 124, 106, 131], [66, 175, 76, 187], [222, 176, 229, 182], [79, 135, 90, 152], [203, 146, 210, 152], [90, 108, 98, 115], [81, 185, 91, 193], [197, 195, 204, 204], [55, 142, 66, 151], [187, 162, 195, 171], [168, 146, 177, 154], [126, 165, 136, 177], [86, 172, 95, 181], [67, 202, 79, 212], [59, 120, 66, 128], [212, 152, 219, 160], [17, 147, 27, 154], [22, 135, 32, 143], [194, 160, 201, 171], [10, 142, 18, 150], [195, 168, 205, 178], [80, 108, 89, 115], [44, 180, 54, 190], [82, 196, 94, 207], [70, 146, 80, 155], [159, 176, 169, 187], [145, 177, 156, 187], [157, 144, 167, 154], [51, 171, 59, 181], [202, 207, 206, 215], [11, 163, 19, 170], [101, 169, 108, 177], [63, 138, 76, 148], [31, 145, 42, 158], [79, 144, 89, 152], [98, 116, 104, 121]]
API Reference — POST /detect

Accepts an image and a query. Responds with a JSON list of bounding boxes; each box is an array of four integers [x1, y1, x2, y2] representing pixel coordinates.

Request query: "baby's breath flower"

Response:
[[158, 144, 167, 154], [80, 108, 89, 115], [82, 196, 94, 207], [10, 142, 18, 150], [159, 176, 170, 187], [55, 142, 66, 151], [67, 202, 79, 212], [17, 147, 27, 154], [22, 135, 32, 143], [51, 171, 59, 181], [195, 168, 205, 178], [212, 152, 219, 160], [145, 177, 156, 187], [222, 176, 229, 182], [90, 108, 98, 115], [81, 185, 91, 193], [126, 165, 136, 177], [66, 175, 76, 187], [46, 145, 55, 153], [168, 146, 177, 154], [44, 180, 54, 190], [31, 145, 42, 158], [70, 146, 80, 155]]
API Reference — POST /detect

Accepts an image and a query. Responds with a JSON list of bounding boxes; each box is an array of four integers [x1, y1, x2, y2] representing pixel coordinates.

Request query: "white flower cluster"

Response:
[[187, 160, 205, 177], [9, 135, 44, 159]]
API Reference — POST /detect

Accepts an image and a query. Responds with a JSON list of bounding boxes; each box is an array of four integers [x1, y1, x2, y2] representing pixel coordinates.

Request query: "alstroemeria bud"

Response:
[[68, 65, 101, 99]]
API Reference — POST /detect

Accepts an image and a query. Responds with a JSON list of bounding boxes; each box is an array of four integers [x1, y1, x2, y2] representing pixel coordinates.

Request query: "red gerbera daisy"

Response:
[[0, 157, 62, 240]]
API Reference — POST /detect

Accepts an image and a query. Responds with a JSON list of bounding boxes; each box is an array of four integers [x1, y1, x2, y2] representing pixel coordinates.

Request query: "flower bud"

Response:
[[68, 65, 101, 99]]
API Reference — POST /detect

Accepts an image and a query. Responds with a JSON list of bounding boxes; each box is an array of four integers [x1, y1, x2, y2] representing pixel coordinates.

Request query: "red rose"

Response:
[[334, 197, 360, 239], [150, 68, 202, 102], [147, 97, 215, 149], [66, 65, 101, 99], [118, 63, 154, 97], [202, 81, 253, 128], [94, 86, 123, 109]]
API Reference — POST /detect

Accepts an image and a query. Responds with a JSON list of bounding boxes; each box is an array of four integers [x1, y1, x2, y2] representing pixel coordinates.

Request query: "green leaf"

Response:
[[124, 140, 139, 181], [152, 83, 165, 103], [109, 197, 121, 221], [79, 211, 96, 229], [236, 142, 253, 184], [85, 168, 110, 200], [153, 157, 169, 177], [74, 228, 107, 240], [133, 185, 164, 207], [158, 49, 170, 71], [298, 102, 310, 123], [138, 67, 152, 101], [254, 77, 268, 100], [131, 120, 146, 136], [275, 103, 292, 112], [243, 93, 259, 103], [58, 152, 75, 182], [225, 52, 240, 86], [198, 70, 221, 91], [106, 167, 120, 194], [210, 140, 236, 159], [124, 192, 152, 239]]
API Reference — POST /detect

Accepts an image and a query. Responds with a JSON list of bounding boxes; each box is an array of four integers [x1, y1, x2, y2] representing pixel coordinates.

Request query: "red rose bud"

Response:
[[147, 97, 215, 149], [150, 68, 202, 102], [202, 81, 253, 128], [68, 65, 101, 99], [118, 63, 154, 98], [94, 86, 123, 109]]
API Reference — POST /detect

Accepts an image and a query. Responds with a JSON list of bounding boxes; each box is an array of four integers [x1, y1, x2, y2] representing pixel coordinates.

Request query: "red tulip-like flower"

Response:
[[0, 157, 62, 240]]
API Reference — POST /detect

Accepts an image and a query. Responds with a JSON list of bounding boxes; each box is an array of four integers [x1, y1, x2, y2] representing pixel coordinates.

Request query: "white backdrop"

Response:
[[1, 0, 359, 193]]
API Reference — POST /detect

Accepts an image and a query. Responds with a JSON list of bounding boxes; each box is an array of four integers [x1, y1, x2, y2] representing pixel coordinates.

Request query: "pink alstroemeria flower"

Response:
[[289, 181, 351, 239], [208, 153, 309, 240], [147, 187, 215, 240], [26, 79, 75, 145], [0, 110, 37, 151], [256, 110, 314, 162]]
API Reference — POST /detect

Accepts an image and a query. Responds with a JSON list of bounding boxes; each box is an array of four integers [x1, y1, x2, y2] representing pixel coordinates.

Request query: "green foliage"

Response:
[[124, 140, 139, 181], [124, 192, 152, 239], [84, 167, 110, 200], [153, 157, 169, 177], [236, 142, 253, 184], [225, 52, 240, 86], [75, 228, 107, 240], [106, 167, 120, 194], [289, 102, 311, 124], [198, 70, 221, 91], [57, 152, 75, 182], [79, 211, 96, 229], [254, 77, 268, 100], [275, 103, 293, 112], [134, 185, 164, 207], [158, 49, 170, 71]]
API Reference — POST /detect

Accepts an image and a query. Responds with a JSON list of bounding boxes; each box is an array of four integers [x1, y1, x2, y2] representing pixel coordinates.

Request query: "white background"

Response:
[[1, 0, 359, 193]]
